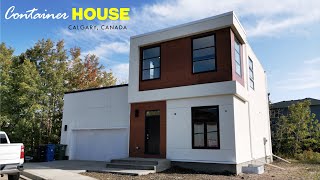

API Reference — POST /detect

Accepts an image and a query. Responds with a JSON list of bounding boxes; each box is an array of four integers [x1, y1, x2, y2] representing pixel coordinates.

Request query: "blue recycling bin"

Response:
[[45, 144, 55, 161]]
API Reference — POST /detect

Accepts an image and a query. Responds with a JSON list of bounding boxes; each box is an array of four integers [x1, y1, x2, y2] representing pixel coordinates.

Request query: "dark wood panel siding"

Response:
[[139, 28, 233, 91], [129, 101, 166, 158], [230, 30, 244, 86]]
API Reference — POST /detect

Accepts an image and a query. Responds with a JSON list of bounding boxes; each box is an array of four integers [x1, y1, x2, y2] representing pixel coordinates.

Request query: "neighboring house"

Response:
[[270, 98, 320, 123], [61, 11, 272, 174]]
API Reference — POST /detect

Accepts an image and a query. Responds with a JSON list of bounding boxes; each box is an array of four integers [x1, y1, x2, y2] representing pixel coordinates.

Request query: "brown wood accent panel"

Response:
[[129, 101, 166, 158], [139, 28, 233, 91], [230, 30, 244, 86]]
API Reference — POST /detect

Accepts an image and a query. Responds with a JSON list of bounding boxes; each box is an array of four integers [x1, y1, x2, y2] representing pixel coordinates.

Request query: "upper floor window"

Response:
[[235, 38, 242, 76], [248, 57, 254, 89], [142, 46, 160, 80], [192, 35, 216, 73]]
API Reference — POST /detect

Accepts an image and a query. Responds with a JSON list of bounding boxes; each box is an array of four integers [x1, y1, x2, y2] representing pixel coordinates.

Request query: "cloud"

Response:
[[58, 0, 320, 83], [304, 57, 320, 64], [60, 0, 320, 44], [111, 63, 129, 83], [275, 57, 320, 90], [82, 41, 129, 62], [132, 0, 320, 37]]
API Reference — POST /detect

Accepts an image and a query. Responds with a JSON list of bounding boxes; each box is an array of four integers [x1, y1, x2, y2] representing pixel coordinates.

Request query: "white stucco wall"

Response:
[[129, 80, 247, 103], [166, 95, 237, 164], [232, 44, 272, 163], [246, 46, 272, 160], [60, 86, 130, 160]]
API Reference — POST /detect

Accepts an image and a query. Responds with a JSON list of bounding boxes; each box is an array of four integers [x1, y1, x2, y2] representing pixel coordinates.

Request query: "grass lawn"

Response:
[[81, 160, 320, 180]]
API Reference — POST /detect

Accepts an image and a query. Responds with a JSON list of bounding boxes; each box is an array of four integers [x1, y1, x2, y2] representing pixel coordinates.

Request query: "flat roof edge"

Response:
[[65, 84, 128, 95], [232, 12, 247, 36], [130, 11, 234, 39]]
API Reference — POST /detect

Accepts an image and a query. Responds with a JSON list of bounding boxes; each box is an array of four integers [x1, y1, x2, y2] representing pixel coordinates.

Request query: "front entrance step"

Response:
[[106, 163, 155, 170], [87, 168, 156, 176], [106, 158, 171, 174], [111, 159, 158, 165]]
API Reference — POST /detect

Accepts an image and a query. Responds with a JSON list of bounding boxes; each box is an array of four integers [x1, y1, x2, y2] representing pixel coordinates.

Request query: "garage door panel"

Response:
[[72, 129, 128, 161]]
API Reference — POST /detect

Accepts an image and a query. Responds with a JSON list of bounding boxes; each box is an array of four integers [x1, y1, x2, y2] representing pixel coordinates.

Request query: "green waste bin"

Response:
[[54, 144, 67, 160]]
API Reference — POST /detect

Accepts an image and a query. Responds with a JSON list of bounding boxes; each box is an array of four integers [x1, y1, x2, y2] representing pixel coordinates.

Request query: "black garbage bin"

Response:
[[54, 144, 67, 160], [34, 144, 55, 162]]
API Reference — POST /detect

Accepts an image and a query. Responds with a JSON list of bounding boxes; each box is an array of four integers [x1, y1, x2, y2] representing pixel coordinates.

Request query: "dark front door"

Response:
[[145, 110, 160, 154]]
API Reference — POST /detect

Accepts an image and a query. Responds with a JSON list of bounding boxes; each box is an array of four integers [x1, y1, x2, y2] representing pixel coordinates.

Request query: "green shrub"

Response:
[[295, 150, 320, 163]]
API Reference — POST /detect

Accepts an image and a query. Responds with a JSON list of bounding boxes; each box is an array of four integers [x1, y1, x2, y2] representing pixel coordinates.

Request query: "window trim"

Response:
[[191, 33, 217, 74], [191, 105, 220, 149], [248, 57, 254, 90], [234, 38, 242, 77], [140, 45, 161, 81]]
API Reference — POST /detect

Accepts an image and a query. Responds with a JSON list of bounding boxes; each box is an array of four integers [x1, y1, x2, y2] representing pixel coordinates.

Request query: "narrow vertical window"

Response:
[[249, 57, 254, 89], [142, 46, 160, 80], [192, 106, 220, 149], [235, 38, 242, 76], [192, 35, 216, 73]]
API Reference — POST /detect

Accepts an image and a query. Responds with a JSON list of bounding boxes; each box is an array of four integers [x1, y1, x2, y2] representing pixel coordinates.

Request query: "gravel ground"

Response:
[[81, 161, 320, 180]]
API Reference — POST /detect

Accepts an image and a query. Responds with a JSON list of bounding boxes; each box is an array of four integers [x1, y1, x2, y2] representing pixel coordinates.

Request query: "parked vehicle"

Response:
[[0, 131, 24, 180]]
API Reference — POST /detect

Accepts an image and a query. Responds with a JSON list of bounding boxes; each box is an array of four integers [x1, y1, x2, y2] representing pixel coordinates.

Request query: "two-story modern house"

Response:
[[61, 11, 272, 174]]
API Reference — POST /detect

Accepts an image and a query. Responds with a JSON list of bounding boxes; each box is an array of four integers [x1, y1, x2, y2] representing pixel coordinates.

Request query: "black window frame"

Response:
[[191, 106, 220, 149], [248, 57, 254, 90], [141, 46, 161, 81], [234, 38, 242, 77], [191, 33, 217, 74]]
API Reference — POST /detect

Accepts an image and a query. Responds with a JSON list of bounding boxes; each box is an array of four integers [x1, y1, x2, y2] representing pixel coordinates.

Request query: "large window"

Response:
[[142, 46, 160, 80], [192, 106, 219, 149], [192, 35, 216, 73], [248, 57, 254, 89], [235, 38, 242, 76]]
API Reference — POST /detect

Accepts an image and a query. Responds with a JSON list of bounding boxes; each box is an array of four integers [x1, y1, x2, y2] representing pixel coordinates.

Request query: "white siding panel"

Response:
[[60, 86, 129, 159], [166, 95, 237, 163]]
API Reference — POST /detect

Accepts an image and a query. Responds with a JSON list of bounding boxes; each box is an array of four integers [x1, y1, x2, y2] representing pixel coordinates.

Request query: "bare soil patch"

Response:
[[81, 161, 320, 180]]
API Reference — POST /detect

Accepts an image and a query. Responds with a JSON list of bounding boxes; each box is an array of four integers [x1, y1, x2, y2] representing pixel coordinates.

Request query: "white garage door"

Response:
[[72, 129, 128, 161]]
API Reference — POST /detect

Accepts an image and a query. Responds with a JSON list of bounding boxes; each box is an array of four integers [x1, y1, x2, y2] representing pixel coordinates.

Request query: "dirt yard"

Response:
[[81, 161, 320, 180]]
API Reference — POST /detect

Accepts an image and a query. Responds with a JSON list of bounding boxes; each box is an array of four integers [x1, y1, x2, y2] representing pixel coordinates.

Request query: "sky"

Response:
[[1, 0, 320, 103]]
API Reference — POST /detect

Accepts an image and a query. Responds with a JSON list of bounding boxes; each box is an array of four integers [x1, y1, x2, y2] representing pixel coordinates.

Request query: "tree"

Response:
[[24, 39, 68, 144], [0, 39, 119, 156], [0, 43, 14, 129], [7, 58, 43, 153], [272, 100, 320, 156], [66, 48, 117, 91]]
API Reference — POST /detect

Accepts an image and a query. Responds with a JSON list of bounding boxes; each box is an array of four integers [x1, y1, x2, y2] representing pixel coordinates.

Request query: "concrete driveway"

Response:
[[23, 160, 107, 180]]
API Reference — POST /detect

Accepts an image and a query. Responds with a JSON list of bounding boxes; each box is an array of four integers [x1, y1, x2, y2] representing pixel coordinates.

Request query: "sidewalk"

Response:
[[23, 161, 106, 180]]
